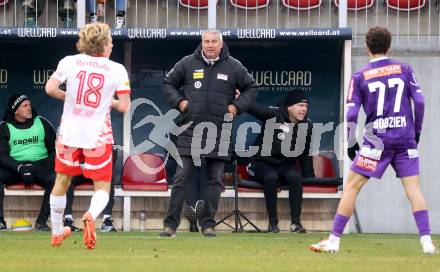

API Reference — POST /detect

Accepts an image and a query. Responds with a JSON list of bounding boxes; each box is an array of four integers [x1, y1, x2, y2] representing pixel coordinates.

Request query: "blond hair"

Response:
[[76, 23, 111, 56]]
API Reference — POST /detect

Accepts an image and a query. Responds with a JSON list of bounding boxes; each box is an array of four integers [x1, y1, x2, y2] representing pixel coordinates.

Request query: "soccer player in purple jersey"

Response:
[[310, 27, 437, 254]]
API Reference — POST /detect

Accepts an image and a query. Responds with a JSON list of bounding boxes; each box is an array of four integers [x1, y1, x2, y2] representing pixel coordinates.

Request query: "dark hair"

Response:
[[365, 27, 391, 55]]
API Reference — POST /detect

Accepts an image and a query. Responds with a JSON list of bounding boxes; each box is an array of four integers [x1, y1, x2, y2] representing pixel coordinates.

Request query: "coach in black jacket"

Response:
[[246, 91, 314, 233], [161, 29, 257, 237]]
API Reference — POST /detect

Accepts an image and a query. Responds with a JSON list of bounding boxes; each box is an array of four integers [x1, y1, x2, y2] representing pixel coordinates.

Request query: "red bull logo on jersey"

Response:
[[76, 60, 110, 72], [355, 155, 378, 172], [363, 64, 402, 80]]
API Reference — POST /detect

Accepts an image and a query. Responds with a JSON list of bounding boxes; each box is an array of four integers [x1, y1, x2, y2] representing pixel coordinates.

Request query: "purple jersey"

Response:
[[346, 57, 425, 149]]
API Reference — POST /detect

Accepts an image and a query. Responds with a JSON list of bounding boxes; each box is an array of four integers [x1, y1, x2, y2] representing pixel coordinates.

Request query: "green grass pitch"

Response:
[[0, 232, 439, 272]]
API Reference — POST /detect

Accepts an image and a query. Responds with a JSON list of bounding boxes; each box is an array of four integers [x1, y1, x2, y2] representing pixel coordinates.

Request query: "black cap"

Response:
[[282, 91, 308, 107], [8, 94, 30, 113]]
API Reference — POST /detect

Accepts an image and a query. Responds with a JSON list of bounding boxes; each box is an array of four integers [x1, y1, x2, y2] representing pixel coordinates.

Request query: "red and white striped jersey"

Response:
[[51, 53, 130, 148]]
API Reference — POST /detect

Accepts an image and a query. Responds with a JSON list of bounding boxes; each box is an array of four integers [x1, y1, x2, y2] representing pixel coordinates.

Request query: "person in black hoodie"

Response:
[[0, 94, 56, 231], [161, 29, 257, 237], [246, 91, 315, 233]]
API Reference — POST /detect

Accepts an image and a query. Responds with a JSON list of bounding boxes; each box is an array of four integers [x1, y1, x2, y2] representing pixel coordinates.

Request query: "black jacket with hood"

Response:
[[247, 99, 315, 178], [162, 43, 258, 160], [0, 107, 56, 172]]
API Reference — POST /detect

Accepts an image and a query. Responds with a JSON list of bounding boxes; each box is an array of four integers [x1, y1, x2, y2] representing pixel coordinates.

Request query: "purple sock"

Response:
[[331, 214, 350, 237], [413, 210, 430, 237]]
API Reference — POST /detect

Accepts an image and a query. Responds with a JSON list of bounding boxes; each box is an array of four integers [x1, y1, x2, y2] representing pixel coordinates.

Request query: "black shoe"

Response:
[[63, 218, 81, 232], [291, 223, 306, 233], [184, 205, 198, 232], [101, 217, 117, 232], [195, 200, 206, 224], [34, 220, 51, 231], [267, 223, 280, 233], [159, 227, 176, 237], [189, 223, 199, 232], [201, 227, 216, 237], [0, 217, 7, 230]]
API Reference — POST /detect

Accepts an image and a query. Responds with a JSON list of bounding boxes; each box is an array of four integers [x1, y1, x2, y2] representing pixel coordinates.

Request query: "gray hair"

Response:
[[201, 29, 223, 42]]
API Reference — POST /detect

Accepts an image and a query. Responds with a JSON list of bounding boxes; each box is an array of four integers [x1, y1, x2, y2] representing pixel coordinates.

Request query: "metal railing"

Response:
[[0, 0, 76, 27], [0, 0, 439, 48]]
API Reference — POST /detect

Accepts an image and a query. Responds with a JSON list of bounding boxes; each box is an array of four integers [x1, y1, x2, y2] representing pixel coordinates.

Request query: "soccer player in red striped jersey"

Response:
[[45, 22, 130, 249]]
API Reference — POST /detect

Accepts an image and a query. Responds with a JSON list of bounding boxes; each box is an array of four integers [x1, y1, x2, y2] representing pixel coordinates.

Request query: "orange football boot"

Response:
[[82, 212, 96, 250], [51, 226, 72, 247]]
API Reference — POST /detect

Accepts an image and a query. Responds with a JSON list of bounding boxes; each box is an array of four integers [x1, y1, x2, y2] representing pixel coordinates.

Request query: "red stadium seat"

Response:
[[312, 154, 336, 178], [333, 0, 374, 10], [237, 163, 251, 180], [230, 0, 270, 9], [122, 153, 168, 191], [179, 0, 218, 9], [386, 0, 425, 11], [281, 0, 322, 10], [237, 163, 268, 193], [237, 153, 341, 193], [74, 182, 94, 191], [5, 183, 43, 190]]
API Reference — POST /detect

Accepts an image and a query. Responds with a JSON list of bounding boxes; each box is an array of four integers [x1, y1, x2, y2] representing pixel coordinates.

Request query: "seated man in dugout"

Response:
[[245, 90, 315, 233], [0, 94, 55, 231]]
